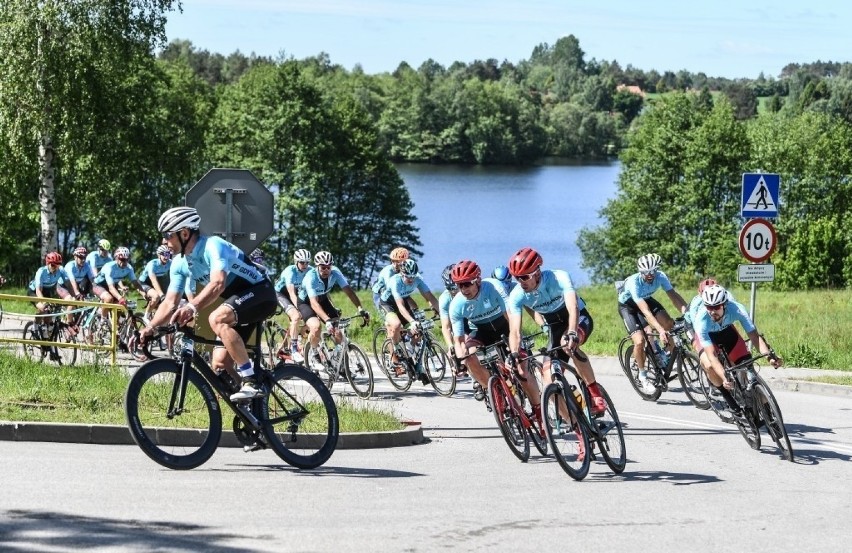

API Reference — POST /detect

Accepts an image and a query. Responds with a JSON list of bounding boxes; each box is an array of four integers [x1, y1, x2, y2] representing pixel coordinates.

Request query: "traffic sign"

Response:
[[738, 263, 775, 283], [739, 218, 777, 262], [741, 173, 780, 219], [185, 168, 274, 254]]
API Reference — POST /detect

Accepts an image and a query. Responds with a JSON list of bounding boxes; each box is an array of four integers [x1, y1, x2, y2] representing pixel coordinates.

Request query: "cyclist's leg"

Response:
[[619, 301, 647, 370], [461, 336, 490, 390], [382, 302, 404, 344]]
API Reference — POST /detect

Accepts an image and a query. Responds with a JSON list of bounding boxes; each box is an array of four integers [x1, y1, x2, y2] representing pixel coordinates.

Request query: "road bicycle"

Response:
[[125, 322, 339, 470], [539, 345, 626, 480], [475, 334, 548, 462], [698, 338, 793, 461], [21, 304, 77, 366], [78, 298, 148, 363], [260, 307, 291, 367], [619, 317, 708, 408], [303, 313, 374, 398], [377, 309, 456, 396]]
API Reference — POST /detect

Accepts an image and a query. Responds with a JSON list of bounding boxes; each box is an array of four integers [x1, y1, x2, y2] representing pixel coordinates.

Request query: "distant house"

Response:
[[616, 84, 646, 98]]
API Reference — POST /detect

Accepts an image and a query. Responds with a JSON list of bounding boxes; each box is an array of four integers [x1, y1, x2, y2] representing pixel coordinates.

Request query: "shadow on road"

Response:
[[600, 470, 722, 485], [0, 509, 265, 552], [206, 463, 426, 479]]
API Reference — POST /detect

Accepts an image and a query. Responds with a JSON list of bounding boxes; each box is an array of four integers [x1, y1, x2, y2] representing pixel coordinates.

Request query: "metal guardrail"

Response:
[[0, 293, 125, 366]]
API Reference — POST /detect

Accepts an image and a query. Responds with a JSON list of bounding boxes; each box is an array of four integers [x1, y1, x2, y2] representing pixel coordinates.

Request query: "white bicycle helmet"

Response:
[[294, 248, 311, 263], [701, 284, 728, 307], [637, 253, 662, 273], [114, 247, 131, 260], [314, 251, 333, 265], [158, 207, 201, 233], [156, 245, 170, 257]]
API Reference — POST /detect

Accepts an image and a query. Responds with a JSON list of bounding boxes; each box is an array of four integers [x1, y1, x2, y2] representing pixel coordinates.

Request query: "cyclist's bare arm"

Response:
[[309, 295, 333, 323], [286, 283, 299, 306], [144, 290, 182, 331], [342, 285, 363, 310], [564, 291, 579, 334], [635, 297, 666, 336], [665, 288, 689, 314], [440, 315, 454, 352], [150, 274, 165, 296], [746, 329, 782, 367], [507, 311, 523, 354], [422, 291, 440, 313], [395, 296, 415, 324]]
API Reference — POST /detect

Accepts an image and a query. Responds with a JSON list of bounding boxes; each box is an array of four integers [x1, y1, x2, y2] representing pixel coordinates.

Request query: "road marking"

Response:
[[620, 410, 728, 430]]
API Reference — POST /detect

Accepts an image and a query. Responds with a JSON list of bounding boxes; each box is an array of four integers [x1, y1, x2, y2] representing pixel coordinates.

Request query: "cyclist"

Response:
[[27, 252, 81, 320], [299, 251, 369, 372], [693, 284, 782, 414], [137, 245, 172, 317], [488, 265, 516, 297], [274, 248, 312, 362], [505, 247, 607, 415], [448, 260, 533, 405], [91, 247, 145, 319], [617, 253, 688, 393], [86, 239, 112, 278], [63, 246, 96, 299], [250, 248, 272, 278], [136, 207, 278, 402], [371, 247, 410, 310], [378, 259, 439, 382]]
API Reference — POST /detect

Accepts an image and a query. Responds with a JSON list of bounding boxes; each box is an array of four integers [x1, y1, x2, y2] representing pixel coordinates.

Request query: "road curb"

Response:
[[767, 378, 852, 398], [0, 421, 425, 449]]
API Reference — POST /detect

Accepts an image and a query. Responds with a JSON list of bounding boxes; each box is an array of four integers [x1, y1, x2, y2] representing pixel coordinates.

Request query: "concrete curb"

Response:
[[0, 421, 424, 449], [767, 378, 852, 398]]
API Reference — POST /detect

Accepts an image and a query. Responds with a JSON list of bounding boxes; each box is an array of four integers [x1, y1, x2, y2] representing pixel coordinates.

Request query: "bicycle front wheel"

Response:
[[259, 363, 339, 469], [753, 381, 794, 461], [676, 350, 709, 410], [424, 341, 456, 397], [590, 382, 626, 473], [372, 326, 388, 376], [22, 322, 47, 362], [121, 314, 149, 362], [54, 324, 78, 366], [124, 358, 222, 470], [379, 338, 413, 391], [525, 358, 548, 456], [542, 382, 590, 480], [487, 375, 530, 462], [621, 343, 663, 401], [344, 343, 375, 398]]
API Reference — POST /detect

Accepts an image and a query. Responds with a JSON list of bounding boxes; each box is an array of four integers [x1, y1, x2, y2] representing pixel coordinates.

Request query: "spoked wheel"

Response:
[[379, 338, 413, 391], [372, 327, 389, 377], [344, 343, 375, 398], [732, 391, 761, 451], [54, 324, 78, 366], [676, 350, 709, 409], [423, 342, 456, 397], [542, 382, 590, 480], [22, 322, 47, 362], [752, 381, 794, 461], [524, 358, 548, 456], [589, 382, 626, 474], [302, 341, 337, 391], [621, 344, 663, 401], [698, 367, 733, 423], [124, 358, 222, 470], [487, 375, 530, 462], [120, 314, 150, 362], [261, 324, 287, 369], [258, 363, 339, 469]]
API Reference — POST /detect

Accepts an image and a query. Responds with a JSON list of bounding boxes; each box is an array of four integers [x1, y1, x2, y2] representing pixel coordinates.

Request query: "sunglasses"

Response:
[[515, 272, 536, 282], [641, 270, 656, 277], [458, 281, 477, 290], [706, 304, 724, 313], [48, 263, 60, 268], [161, 231, 175, 239], [317, 264, 332, 269]]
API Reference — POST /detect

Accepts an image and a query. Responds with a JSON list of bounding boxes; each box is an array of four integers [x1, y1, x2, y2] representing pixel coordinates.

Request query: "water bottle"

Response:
[[331, 343, 343, 365], [571, 385, 586, 410], [653, 339, 669, 368], [180, 335, 194, 357], [403, 334, 415, 357]]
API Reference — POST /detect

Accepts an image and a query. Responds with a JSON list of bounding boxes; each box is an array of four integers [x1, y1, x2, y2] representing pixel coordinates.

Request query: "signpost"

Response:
[[739, 172, 781, 322]]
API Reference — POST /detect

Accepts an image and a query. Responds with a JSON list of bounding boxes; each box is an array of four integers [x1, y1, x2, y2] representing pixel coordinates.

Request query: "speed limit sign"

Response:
[[739, 218, 777, 263]]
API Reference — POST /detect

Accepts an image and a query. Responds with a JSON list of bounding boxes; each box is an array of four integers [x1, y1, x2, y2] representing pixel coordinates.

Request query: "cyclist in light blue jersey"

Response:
[[86, 239, 112, 278], [371, 246, 410, 310], [92, 247, 145, 318], [298, 251, 368, 372], [274, 248, 312, 362], [378, 259, 439, 349], [488, 265, 516, 298], [136, 207, 278, 403], [438, 264, 465, 362], [693, 284, 781, 414], [505, 247, 607, 415], [448, 260, 522, 399], [28, 251, 80, 317], [617, 253, 688, 393], [137, 245, 172, 316], [63, 246, 96, 298]]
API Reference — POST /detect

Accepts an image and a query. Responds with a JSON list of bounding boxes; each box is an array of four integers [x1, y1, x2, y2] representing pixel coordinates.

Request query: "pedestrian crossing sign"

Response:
[[741, 173, 780, 219]]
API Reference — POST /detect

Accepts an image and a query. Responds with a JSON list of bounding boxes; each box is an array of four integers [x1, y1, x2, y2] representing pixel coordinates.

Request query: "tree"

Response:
[[0, 0, 178, 260]]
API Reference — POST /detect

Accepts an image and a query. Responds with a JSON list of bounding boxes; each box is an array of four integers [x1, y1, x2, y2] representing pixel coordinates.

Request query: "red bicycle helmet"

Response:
[[45, 251, 63, 265], [450, 260, 481, 283], [507, 247, 542, 277], [697, 278, 717, 294]]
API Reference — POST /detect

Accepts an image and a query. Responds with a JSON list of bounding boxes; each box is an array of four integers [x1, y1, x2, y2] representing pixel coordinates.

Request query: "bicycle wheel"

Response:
[[542, 382, 590, 480], [303, 340, 340, 391], [732, 387, 761, 450], [525, 358, 548, 456], [53, 324, 78, 366], [424, 341, 456, 397], [124, 358, 222, 470], [752, 382, 794, 461], [590, 382, 626, 473], [344, 343, 375, 398], [372, 326, 389, 376], [676, 350, 710, 410], [120, 314, 149, 362], [379, 338, 413, 391], [22, 322, 47, 362], [259, 363, 339, 469], [621, 343, 663, 401], [262, 324, 287, 368], [487, 375, 530, 462], [697, 367, 731, 423]]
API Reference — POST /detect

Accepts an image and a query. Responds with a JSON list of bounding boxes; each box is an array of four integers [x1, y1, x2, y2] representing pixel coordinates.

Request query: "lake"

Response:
[[397, 161, 621, 289]]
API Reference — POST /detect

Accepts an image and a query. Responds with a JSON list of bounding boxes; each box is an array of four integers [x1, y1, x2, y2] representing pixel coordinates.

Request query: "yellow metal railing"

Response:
[[0, 293, 126, 366]]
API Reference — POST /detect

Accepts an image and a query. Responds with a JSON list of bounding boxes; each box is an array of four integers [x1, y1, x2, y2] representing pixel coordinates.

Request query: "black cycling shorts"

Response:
[[618, 297, 666, 335]]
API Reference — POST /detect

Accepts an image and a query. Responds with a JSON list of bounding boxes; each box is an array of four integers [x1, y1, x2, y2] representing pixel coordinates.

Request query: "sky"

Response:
[[164, 0, 851, 80]]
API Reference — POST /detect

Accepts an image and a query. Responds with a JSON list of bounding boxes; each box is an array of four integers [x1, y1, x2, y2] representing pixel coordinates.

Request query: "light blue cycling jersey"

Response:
[[86, 251, 112, 273], [299, 267, 350, 300], [62, 260, 95, 285], [449, 280, 506, 336], [168, 235, 265, 295], [380, 273, 431, 303], [439, 289, 456, 319], [371, 264, 397, 295], [275, 264, 311, 295], [692, 298, 755, 348], [28, 266, 72, 291], [484, 277, 516, 299], [94, 261, 138, 286], [617, 271, 674, 304], [506, 269, 585, 315], [684, 291, 737, 326], [138, 258, 171, 285]]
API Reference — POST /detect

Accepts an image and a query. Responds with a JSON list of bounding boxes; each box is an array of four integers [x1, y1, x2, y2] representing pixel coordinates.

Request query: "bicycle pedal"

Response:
[[243, 442, 266, 453]]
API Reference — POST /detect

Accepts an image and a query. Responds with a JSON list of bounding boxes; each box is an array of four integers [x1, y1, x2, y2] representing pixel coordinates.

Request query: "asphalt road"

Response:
[[1, 357, 850, 552]]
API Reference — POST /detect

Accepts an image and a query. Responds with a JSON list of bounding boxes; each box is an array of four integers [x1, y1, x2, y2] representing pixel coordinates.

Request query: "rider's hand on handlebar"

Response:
[[408, 320, 420, 333], [118, 297, 127, 307], [325, 320, 335, 334], [357, 307, 370, 324], [506, 351, 520, 368], [768, 353, 782, 368], [658, 329, 670, 347], [561, 330, 579, 352]]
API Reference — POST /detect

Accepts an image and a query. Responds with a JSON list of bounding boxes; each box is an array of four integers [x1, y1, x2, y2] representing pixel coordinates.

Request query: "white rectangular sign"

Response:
[[737, 263, 775, 282]]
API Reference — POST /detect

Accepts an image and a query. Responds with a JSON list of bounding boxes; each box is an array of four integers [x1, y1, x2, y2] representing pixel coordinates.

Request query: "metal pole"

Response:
[[749, 282, 757, 324], [224, 189, 233, 242]]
